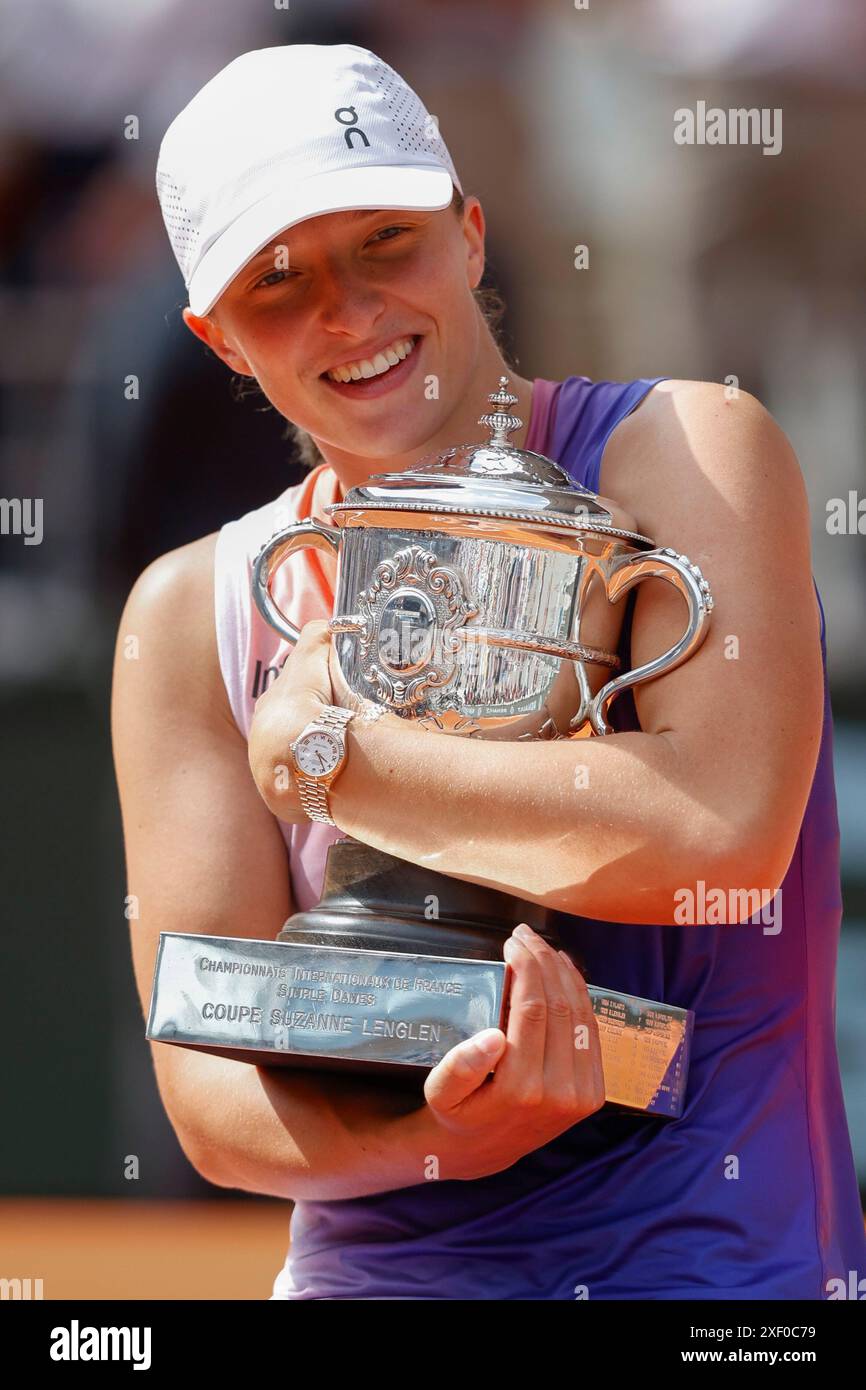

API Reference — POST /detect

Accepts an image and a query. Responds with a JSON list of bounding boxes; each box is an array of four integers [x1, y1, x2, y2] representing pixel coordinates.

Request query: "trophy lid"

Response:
[[325, 376, 653, 544]]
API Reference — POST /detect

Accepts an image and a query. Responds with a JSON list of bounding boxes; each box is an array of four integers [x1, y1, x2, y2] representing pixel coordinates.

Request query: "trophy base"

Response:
[[146, 841, 693, 1116]]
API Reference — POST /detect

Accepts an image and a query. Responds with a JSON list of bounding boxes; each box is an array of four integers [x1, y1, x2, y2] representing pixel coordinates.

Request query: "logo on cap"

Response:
[[335, 106, 370, 152]]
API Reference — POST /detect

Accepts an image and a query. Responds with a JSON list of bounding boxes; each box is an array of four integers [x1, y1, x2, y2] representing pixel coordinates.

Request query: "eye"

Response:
[[253, 267, 294, 290], [370, 225, 410, 244]]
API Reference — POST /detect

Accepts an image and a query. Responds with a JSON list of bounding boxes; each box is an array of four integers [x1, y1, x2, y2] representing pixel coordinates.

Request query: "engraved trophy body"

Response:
[[148, 379, 712, 1117]]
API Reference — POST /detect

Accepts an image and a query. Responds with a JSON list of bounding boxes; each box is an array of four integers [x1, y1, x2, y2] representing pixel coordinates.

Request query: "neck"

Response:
[[309, 338, 535, 498]]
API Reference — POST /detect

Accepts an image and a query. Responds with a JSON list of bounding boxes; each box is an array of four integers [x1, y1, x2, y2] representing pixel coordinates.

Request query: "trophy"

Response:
[[148, 378, 712, 1117]]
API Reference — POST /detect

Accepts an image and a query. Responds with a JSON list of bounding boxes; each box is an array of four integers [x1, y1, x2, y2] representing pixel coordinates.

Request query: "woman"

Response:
[[112, 43, 866, 1299]]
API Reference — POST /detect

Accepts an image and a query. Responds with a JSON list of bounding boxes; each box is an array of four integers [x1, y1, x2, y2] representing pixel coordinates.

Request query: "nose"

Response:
[[314, 258, 387, 335]]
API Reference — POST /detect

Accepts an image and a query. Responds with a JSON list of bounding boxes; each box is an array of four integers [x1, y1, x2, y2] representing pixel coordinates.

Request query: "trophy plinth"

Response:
[[278, 836, 551, 957]]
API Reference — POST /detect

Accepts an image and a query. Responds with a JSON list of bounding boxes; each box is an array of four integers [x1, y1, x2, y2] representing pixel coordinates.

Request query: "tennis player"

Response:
[[111, 43, 866, 1299]]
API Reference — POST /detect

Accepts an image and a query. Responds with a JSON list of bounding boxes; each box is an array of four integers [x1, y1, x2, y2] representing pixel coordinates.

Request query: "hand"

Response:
[[270, 617, 335, 711], [421, 923, 606, 1180], [247, 618, 408, 823], [247, 619, 335, 821]]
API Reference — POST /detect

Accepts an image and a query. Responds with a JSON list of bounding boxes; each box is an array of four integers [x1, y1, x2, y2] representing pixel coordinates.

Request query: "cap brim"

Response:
[[187, 164, 457, 316]]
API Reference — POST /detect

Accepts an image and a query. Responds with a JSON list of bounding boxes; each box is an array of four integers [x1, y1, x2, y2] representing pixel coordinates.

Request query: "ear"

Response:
[[182, 306, 254, 376], [461, 195, 486, 293]]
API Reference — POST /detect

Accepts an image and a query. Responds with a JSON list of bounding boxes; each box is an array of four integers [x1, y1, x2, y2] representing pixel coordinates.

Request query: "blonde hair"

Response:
[[231, 185, 516, 469]]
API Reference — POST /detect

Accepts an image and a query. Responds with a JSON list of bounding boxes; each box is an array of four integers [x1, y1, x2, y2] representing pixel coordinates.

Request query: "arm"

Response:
[[111, 536, 603, 1201], [250, 382, 823, 924], [111, 535, 431, 1201]]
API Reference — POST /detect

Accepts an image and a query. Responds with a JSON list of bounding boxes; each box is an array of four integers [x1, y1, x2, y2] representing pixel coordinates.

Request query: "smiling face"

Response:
[[183, 194, 511, 487]]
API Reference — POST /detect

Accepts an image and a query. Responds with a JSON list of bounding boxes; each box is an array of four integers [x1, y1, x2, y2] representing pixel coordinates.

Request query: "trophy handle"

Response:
[[252, 518, 340, 645], [587, 547, 714, 736]]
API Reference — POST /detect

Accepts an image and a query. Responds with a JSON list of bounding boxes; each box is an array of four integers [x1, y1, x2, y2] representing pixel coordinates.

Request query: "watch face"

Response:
[[294, 730, 341, 778]]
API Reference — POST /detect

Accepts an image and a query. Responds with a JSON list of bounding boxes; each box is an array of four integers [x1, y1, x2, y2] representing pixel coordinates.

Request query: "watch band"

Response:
[[294, 705, 355, 826], [296, 777, 338, 825], [316, 705, 355, 733]]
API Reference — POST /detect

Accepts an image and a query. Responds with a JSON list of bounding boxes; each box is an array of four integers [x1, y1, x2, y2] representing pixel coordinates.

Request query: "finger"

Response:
[[510, 926, 577, 1094], [281, 618, 333, 697], [557, 949, 606, 1103], [554, 949, 594, 1085], [491, 932, 547, 1088], [289, 617, 331, 661], [424, 1028, 507, 1114]]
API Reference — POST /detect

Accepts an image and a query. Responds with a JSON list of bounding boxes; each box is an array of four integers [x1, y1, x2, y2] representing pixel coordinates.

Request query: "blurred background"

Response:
[[1, 0, 864, 1297]]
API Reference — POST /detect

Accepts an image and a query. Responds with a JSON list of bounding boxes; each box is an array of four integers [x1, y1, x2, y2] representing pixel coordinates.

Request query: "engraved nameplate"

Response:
[[147, 933, 692, 1116]]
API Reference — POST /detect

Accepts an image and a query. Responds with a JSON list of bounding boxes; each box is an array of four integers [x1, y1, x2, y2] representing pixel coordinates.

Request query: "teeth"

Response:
[[326, 336, 416, 383]]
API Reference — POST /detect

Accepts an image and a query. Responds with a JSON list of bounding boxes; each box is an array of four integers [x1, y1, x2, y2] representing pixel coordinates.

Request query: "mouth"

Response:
[[319, 334, 423, 400]]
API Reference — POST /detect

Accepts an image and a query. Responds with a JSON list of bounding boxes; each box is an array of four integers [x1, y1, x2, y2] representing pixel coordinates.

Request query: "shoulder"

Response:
[[604, 377, 808, 532], [613, 377, 799, 468], [120, 532, 219, 639], [112, 532, 229, 724]]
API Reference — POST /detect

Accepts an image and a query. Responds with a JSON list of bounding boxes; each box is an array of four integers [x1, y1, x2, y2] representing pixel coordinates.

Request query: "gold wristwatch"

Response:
[[289, 705, 357, 825]]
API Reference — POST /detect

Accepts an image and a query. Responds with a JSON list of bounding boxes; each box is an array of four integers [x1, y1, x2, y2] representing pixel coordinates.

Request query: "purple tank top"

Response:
[[274, 375, 865, 1300]]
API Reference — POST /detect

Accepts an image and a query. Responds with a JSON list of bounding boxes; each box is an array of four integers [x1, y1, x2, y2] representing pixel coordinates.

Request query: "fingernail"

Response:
[[468, 1030, 502, 1058], [514, 922, 533, 941]]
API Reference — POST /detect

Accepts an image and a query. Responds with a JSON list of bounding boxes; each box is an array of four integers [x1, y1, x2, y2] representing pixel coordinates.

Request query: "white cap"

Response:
[[156, 43, 463, 316]]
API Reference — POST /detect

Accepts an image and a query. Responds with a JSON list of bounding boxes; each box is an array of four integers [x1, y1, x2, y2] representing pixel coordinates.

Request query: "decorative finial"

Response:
[[478, 375, 522, 446]]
